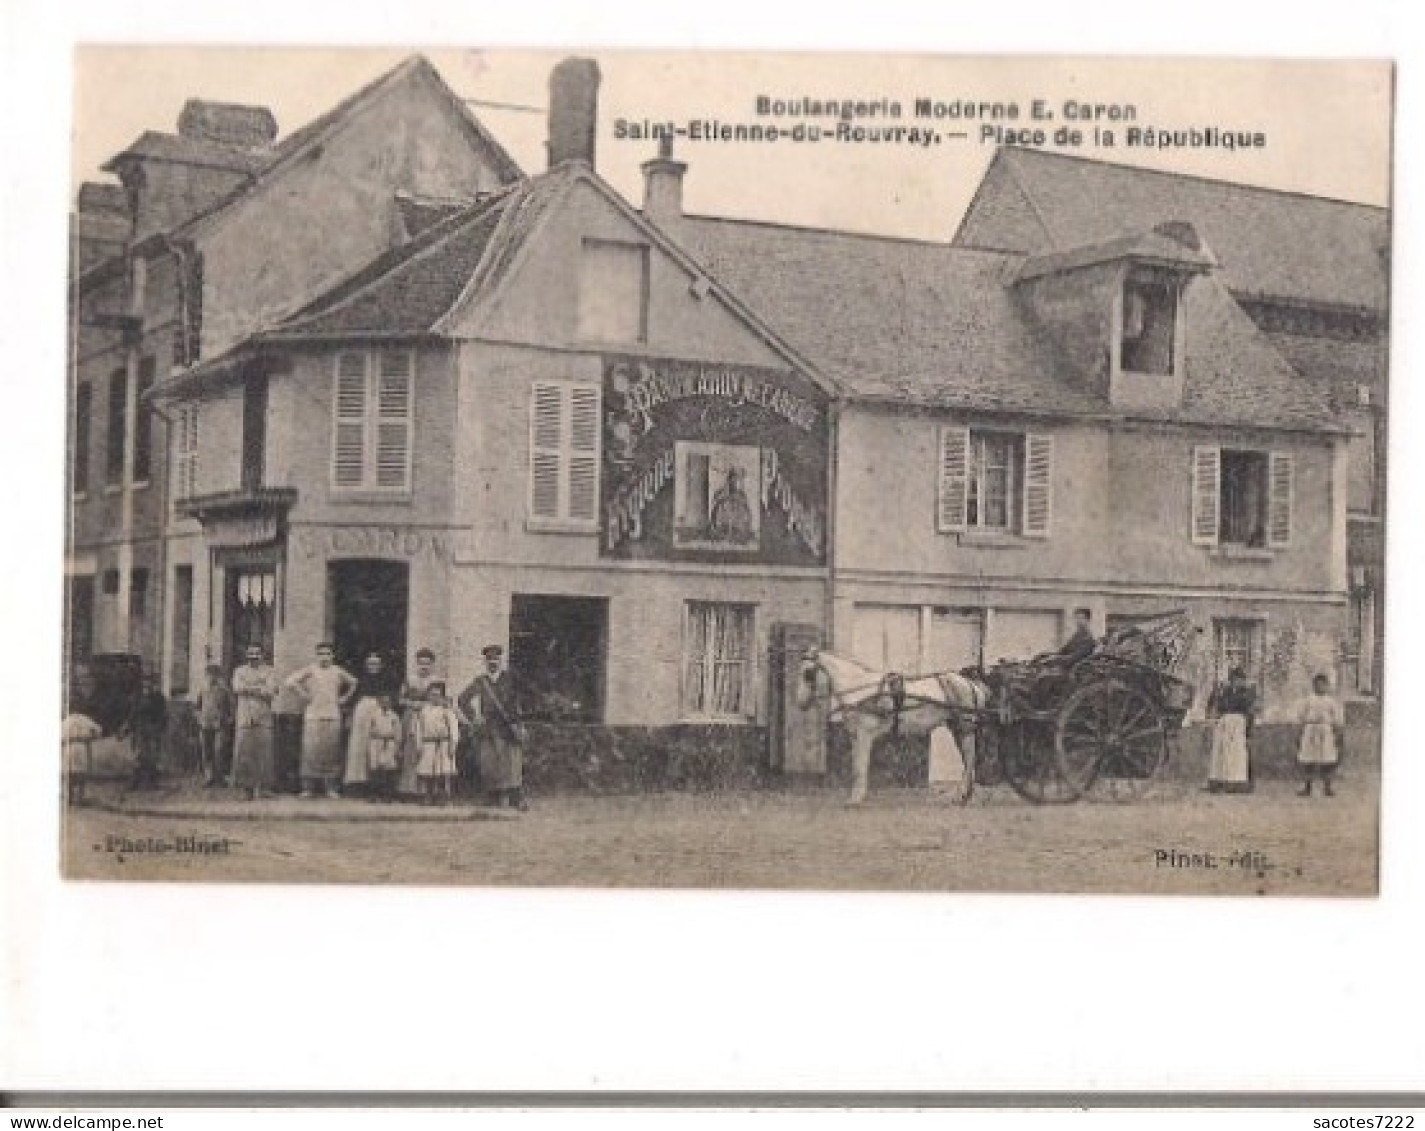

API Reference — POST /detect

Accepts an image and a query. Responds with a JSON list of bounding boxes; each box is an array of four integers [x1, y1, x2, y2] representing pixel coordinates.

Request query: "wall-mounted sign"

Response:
[[293, 526, 453, 561], [601, 356, 828, 565]]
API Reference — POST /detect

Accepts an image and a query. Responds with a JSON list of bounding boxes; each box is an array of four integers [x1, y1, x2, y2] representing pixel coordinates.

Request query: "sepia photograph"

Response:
[[59, 47, 1392, 896]]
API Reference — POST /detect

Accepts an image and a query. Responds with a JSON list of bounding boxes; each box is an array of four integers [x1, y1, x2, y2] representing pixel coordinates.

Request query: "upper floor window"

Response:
[[332, 350, 414, 495], [529, 380, 601, 530], [173, 405, 200, 503], [1192, 445, 1293, 549], [133, 356, 156, 484], [105, 368, 127, 487], [577, 239, 648, 344], [938, 425, 1052, 538], [1120, 275, 1178, 376], [72, 381, 92, 495]]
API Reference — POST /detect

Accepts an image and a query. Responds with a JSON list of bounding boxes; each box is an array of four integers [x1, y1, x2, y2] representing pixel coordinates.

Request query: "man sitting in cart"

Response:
[[1057, 608, 1098, 664]]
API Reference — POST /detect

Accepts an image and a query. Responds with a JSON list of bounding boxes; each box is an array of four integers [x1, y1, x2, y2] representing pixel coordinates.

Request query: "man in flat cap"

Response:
[[458, 644, 528, 810]]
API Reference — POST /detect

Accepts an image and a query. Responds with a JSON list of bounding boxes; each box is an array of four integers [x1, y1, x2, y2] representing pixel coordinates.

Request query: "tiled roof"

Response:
[[964, 148, 1388, 312], [1265, 332, 1385, 396], [1174, 278, 1339, 430], [251, 164, 1339, 431], [675, 216, 1106, 416], [674, 214, 1338, 429], [258, 188, 518, 340]]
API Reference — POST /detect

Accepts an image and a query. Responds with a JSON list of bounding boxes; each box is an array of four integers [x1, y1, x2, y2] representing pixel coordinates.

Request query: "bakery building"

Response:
[[151, 59, 834, 737], [70, 54, 1376, 771]]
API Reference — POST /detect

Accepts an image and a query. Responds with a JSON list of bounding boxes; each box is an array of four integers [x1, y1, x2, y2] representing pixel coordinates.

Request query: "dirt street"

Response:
[[62, 772, 1377, 895]]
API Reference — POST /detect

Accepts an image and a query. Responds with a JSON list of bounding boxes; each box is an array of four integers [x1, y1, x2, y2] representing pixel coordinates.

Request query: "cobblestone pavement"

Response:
[[62, 774, 1378, 895]]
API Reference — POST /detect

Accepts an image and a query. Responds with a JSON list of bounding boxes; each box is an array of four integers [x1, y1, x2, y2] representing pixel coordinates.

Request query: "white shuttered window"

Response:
[[331, 350, 414, 493], [937, 425, 1051, 537], [1191, 445, 1293, 549], [173, 404, 200, 502], [529, 380, 601, 528]]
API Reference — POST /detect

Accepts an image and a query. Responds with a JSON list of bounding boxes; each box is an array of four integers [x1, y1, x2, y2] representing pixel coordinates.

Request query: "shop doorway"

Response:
[[328, 559, 409, 678], [509, 595, 607, 722]]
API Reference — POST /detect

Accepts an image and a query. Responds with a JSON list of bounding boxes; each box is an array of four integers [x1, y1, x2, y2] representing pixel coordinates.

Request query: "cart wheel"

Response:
[[1055, 680, 1167, 801], [1000, 721, 1080, 804]]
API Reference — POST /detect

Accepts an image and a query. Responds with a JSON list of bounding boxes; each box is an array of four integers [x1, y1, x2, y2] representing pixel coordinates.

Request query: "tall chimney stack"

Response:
[[547, 57, 601, 169], [641, 134, 687, 225]]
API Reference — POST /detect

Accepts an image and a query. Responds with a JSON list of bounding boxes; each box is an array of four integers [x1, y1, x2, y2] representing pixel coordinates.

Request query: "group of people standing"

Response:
[[1206, 669, 1345, 797], [211, 642, 529, 808]]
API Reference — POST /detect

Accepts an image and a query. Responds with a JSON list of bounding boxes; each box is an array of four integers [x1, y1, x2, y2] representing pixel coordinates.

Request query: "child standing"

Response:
[[194, 664, 233, 787], [365, 694, 402, 803], [1298, 673, 1345, 797], [414, 682, 463, 805]]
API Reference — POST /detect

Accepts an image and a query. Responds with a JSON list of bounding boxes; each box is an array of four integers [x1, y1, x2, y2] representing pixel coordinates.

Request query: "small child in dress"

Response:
[[365, 694, 402, 803], [63, 711, 103, 805], [1298, 673, 1345, 797], [414, 682, 463, 805]]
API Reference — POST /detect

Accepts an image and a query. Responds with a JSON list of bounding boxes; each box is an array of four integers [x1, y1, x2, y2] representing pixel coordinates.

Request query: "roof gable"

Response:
[[959, 147, 1388, 312], [172, 55, 521, 241]]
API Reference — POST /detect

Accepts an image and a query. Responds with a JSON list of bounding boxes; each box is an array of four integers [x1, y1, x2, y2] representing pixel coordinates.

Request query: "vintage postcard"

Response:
[[61, 48, 1391, 895]]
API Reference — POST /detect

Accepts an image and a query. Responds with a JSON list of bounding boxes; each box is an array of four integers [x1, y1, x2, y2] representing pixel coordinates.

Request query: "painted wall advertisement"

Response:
[[600, 355, 829, 565]]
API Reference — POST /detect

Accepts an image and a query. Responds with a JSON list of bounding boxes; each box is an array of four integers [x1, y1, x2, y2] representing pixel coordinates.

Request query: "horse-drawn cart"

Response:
[[976, 618, 1197, 803], [798, 611, 1198, 805]]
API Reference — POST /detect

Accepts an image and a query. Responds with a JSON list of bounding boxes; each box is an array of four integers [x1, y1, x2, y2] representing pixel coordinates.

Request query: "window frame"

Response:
[[527, 379, 602, 533], [105, 367, 127, 488], [681, 601, 758, 723], [72, 380, 92, 497], [1213, 617, 1265, 693], [1119, 271, 1181, 378], [132, 356, 156, 487], [576, 238, 650, 346], [329, 349, 416, 499], [938, 424, 1052, 539], [173, 404, 200, 505], [1192, 444, 1293, 550]]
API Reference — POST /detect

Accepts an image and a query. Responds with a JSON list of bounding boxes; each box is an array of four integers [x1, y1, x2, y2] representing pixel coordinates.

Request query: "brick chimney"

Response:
[[177, 99, 278, 148], [547, 57, 601, 168], [641, 134, 687, 224]]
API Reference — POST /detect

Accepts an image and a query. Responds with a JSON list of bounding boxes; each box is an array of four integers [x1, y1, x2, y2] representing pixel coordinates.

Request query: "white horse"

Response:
[[795, 648, 991, 806]]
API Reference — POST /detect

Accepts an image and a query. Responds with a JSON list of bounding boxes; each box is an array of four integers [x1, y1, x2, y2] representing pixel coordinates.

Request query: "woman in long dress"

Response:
[[1206, 666, 1256, 794], [397, 648, 439, 799], [1298, 673, 1345, 797], [231, 645, 281, 799], [284, 642, 357, 798], [343, 652, 399, 794]]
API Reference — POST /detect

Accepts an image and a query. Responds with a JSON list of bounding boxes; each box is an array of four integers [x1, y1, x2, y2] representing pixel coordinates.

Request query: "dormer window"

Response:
[[1120, 274, 1178, 375]]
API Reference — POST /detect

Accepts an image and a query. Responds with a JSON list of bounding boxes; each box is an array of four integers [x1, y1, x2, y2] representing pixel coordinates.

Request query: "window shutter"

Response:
[[568, 385, 601, 521], [1022, 433, 1053, 538], [333, 352, 368, 488], [375, 351, 413, 490], [1191, 445, 1221, 545], [181, 406, 200, 498], [1268, 450, 1294, 548], [530, 383, 564, 519], [937, 425, 970, 533]]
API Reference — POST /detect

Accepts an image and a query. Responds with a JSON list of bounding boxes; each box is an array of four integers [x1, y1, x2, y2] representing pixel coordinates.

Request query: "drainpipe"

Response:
[[148, 392, 175, 694], [824, 398, 841, 650]]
